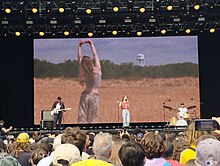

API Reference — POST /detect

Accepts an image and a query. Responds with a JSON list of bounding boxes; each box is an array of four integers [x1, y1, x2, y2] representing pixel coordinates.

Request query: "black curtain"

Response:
[[199, 31, 220, 118], [0, 35, 33, 128]]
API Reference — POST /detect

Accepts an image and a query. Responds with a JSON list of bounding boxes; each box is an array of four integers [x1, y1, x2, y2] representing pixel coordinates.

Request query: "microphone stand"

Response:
[[163, 99, 170, 126]]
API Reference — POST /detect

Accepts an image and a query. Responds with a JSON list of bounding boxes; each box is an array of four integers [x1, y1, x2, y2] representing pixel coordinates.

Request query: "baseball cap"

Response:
[[196, 138, 220, 166], [16, 133, 29, 143], [70, 159, 113, 166], [53, 144, 81, 166], [0, 153, 21, 166]]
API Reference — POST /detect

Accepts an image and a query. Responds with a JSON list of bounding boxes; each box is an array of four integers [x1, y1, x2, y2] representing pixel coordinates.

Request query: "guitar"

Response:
[[51, 108, 71, 116]]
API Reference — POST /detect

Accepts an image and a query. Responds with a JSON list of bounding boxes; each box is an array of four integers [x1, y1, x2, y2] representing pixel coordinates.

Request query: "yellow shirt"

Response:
[[179, 145, 196, 164], [71, 159, 112, 166]]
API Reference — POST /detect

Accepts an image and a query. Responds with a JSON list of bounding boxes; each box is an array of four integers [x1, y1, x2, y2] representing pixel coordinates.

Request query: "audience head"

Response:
[[118, 141, 145, 166], [32, 131, 42, 142], [52, 143, 81, 166], [29, 148, 48, 165], [93, 132, 112, 158], [172, 137, 186, 161], [186, 159, 196, 166], [61, 127, 87, 155], [109, 139, 125, 165], [163, 141, 173, 159], [140, 132, 166, 159], [195, 138, 220, 166]]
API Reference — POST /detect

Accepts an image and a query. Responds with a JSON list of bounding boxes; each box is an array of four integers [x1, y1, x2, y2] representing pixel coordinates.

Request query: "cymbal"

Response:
[[187, 106, 196, 109], [163, 105, 173, 110]]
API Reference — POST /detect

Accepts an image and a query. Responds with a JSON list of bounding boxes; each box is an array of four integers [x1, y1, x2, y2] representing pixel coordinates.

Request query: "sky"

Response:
[[34, 36, 198, 66]]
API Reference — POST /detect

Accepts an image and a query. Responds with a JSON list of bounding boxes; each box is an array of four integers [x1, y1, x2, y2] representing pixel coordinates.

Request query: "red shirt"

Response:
[[121, 101, 129, 109]]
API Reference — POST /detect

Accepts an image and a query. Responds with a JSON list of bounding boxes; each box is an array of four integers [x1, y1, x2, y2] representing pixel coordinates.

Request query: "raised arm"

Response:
[[77, 40, 85, 64], [87, 39, 101, 69]]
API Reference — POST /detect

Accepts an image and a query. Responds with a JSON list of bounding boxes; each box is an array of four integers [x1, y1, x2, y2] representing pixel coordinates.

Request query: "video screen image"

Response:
[[34, 36, 199, 124]]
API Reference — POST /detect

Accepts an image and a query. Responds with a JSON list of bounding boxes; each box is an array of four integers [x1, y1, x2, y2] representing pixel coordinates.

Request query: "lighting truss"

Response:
[[1, 0, 220, 36]]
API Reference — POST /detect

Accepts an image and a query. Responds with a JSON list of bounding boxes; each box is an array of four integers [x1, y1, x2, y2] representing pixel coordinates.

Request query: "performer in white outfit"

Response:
[[177, 103, 188, 119]]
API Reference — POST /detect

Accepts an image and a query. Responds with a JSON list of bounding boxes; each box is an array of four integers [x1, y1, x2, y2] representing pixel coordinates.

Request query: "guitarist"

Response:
[[51, 96, 65, 128]]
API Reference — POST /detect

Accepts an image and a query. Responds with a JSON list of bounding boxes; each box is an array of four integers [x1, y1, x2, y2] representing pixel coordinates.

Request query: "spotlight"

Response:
[[137, 31, 142, 36], [112, 30, 118, 35], [85, 8, 92, 14], [160, 28, 167, 34], [139, 7, 145, 13], [209, 28, 215, 33], [112, 6, 119, 12], [194, 4, 200, 10], [5, 8, 11, 14], [39, 31, 45, 36], [88, 32, 93, 37], [15, 31, 21, 37], [185, 28, 191, 34], [64, 31, 70, 36], [167, 5, 173, 11], [59, 7, 65, 13], [32, 7, 38, 13]]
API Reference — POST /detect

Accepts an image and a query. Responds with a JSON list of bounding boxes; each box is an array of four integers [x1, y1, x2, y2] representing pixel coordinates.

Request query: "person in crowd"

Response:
[[109, 139, 125, 166], [140, 132, 171, 166], [51, 144, 81, 166], [163, 141, 184, 166], [179, 121, 207, 165], [0, 120, 13, 140], [86, 132, 95, 155], [118, 141, 146, 166], [92, 132, 113, 164], [30, 131, 42, 150], [132, 127, 144, 143], [0, 151, 21, 166], [119, 95, 130, 127], [37, 134, 62, 166], [172, 137, 186, 162], [185, 159, 196, 166], [29, 148, 48, 166], [61, 127, 89, 160], [12, 132, 32, 166], [195, 138, 220, 166], [77, 39, 102, 123], [51, 96, 65, 128]]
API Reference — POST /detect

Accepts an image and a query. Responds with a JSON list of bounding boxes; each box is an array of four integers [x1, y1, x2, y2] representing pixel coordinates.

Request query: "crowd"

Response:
[[0, 121, 220, 166]]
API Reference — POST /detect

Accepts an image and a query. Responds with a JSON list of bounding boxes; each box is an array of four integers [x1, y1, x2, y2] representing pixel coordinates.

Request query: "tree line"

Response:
[[34, 59, 199, 79]]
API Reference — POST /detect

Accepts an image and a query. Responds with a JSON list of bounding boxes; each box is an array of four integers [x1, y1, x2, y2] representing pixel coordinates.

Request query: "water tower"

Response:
[[136, 54, 145, 66]]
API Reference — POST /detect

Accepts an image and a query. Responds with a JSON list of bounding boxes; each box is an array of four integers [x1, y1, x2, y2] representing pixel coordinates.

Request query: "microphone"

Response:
[[191, 98, 194, 100]]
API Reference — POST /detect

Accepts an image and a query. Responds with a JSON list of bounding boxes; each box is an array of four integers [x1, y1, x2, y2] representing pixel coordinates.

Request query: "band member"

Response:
[[0, 120, 13, 140], [119, 95, 130, 127], [51, 96, 65, 128], [77, 39, 102, 123], [177, 103, 188, 120]]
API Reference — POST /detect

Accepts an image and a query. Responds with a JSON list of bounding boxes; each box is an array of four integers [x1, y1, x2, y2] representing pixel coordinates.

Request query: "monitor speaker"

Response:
[[41, 110, 53, 121], [40, 120, 54, 129]]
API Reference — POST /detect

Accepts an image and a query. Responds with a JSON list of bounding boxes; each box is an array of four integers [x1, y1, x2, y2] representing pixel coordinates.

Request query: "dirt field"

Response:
[[34, 77, 200, 124]]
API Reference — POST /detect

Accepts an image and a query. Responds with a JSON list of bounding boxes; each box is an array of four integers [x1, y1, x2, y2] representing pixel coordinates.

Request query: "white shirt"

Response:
[[178, 107, 187, 119]]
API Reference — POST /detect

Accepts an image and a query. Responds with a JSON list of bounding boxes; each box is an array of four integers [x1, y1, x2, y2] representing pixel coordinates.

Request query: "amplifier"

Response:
[[40, 120, 54, 129], [41, 110, 53, 121]]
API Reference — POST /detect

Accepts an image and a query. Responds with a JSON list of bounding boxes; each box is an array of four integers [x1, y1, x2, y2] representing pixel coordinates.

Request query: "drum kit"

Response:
[[163, 105, 197, 126]]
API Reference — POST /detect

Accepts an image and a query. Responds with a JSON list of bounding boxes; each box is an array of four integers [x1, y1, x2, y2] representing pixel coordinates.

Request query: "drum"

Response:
[[184, 113, 190, 120], [169, 117, 177, 126], [176, 119, 188, 126]]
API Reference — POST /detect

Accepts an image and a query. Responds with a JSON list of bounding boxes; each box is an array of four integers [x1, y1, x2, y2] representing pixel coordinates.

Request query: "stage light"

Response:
[[32, 7, 38, 13], [85, 8, 92, 14], [59, 7, 65, 13], [161, 29, 166, 34], [112, 30, 117, 35], [15, 31, 21, 37], [139, 7, 145, 13], [64, 31, 70, 36], [88, 32, 93, 37], [112, 6, 119, 12], [185, 28, 191, 34], [167, 5, 173, 11], [5, 8, 11, 14], [137, 31, 142, 36], [39, 31, 45, 36], [194, 4, 200, 10], [209, 28, 215, 33]]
